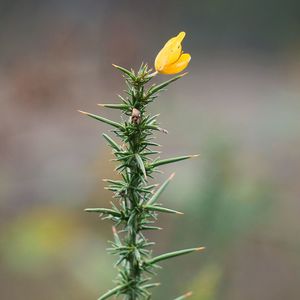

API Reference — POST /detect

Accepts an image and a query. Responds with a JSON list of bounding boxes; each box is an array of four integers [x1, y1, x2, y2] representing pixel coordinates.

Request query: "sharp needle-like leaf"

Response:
[[145, 205, 183, 215], [174, 291, 193, 300], [142, 283, 161, 289], [85, 208, 121, 217], [112, 64, 136, 80], [102, 133, 122, 151], [97, 283, 129, 300], [135, 153, 147, 179], [98, 103, 128, 110], [147, 247, 205, 265], [150, 155, 199, 168], [147, 73, 187, 97], [146, 173, 175, 205], [78, 110, 124, 130]]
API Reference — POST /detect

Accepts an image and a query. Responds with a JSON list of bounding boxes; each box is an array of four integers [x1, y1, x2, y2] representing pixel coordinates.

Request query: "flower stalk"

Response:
[[80, 32, 203, 300]]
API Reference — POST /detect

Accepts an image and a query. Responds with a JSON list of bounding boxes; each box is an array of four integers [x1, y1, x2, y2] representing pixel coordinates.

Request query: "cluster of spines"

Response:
[[79, 63, 204, 300]]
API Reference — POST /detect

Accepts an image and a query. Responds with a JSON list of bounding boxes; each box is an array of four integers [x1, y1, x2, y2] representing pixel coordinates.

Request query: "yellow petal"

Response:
[[155, 32, 186, 72], [159, 53, 191, 75], [164, 32, 186, 47]]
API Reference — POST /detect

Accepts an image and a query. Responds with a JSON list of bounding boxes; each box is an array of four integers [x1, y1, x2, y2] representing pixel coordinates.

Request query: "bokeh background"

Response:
[[1, 1, 300, 299]]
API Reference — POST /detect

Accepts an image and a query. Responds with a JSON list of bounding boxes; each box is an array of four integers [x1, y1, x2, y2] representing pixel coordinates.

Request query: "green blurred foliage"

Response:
[[155, 137, 274, 299]]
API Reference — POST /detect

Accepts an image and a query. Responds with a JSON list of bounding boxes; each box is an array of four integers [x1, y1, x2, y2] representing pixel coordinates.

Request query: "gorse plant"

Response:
[[79, 32, 204, 300]]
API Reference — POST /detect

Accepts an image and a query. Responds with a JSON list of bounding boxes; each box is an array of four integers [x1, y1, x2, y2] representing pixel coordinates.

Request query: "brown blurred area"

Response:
[[1, 1, 300, 299]]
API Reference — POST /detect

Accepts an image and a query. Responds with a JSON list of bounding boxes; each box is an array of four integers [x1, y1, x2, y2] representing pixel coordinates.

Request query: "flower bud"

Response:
[[131, 108, 141, 124]]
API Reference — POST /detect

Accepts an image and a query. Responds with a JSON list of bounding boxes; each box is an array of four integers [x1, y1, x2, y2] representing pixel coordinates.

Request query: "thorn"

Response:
[[176, 211, 184, 215], [77, 110, 88, 115], [179, 72, 188, 78], [190, 154, 200, 158], [196, 246, 206, 252], [97, 103, 106, 107], [112, 226, 117, 234], [184, 291, 193, 297], [151, 282, 161, 287], [148, 71, 158, 77], [158, 127, 168, 134], [169, 172, 176, 180]]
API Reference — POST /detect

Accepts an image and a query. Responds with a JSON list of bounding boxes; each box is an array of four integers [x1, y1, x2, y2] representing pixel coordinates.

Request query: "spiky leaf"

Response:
[[150, 155, 198, 169], [112, 64, 136, 80], [144, 205, 183, 215], [78, 110, 124, 130], [85, 208, 121, 217], [98, 103, 128, 110], [147, 247, 205, 265], [102, 134, 122, 151], [174, 292, 193, 300], [147, 73, 187, 97], [146, 173, 175, 205], [97, 283, 129, 300]]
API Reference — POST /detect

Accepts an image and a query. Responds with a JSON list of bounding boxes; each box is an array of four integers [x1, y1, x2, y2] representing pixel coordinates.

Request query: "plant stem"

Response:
[[82, 64, 203, 300], [126, 81, 144, 300]]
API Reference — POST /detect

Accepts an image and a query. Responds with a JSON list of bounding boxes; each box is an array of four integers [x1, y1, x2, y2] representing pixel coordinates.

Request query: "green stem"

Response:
[[128, 188, 140, 300], [126, 82, 144, 300]]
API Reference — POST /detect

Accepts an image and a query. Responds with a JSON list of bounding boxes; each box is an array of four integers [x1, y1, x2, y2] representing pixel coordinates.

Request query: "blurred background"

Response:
[[1, 0, 300, 299]]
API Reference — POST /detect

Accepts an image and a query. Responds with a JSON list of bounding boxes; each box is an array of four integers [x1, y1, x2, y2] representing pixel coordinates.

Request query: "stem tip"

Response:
[[196, 246, 206, 252], [179, 72, 189, 78], [169, 172, 176, 180], [185, 291, 193, 297], [78, 110, 88, 115]]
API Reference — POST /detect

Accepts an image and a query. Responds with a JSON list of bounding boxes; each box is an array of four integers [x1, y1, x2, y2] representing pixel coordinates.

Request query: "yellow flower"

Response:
[[154, 32, 191, 75]]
